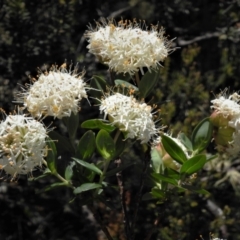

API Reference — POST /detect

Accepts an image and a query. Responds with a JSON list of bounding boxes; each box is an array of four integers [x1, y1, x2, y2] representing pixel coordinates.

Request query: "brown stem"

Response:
[[88, 204, 113, 240], [115, 159, 132, 240], [131, 147, 151, 239]]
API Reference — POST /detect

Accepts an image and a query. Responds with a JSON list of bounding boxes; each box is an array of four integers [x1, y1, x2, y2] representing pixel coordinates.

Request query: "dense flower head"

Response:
[[85, 18, 172, 75], [210, 91, 240, 158], [99, 92, 159, 143], [18, 64, 87, 119], [0, 114, 48, 178]]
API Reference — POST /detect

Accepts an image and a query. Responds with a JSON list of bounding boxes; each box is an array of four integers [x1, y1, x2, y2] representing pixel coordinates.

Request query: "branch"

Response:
[[115, 158, 132, 240], [131, 147, 151, 239], [177, 32, 220, 46]]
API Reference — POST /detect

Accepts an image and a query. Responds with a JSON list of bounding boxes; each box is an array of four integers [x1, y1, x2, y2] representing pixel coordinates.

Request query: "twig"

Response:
[[206, 199, 229, 238], [115, 159, 132, 240], [131, 147, 151, 239], [88, 204, 114, 240]]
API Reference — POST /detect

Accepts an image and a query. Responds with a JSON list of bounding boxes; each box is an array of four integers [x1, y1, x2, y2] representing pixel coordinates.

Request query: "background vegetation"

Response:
[[0, 0, 240, 239]]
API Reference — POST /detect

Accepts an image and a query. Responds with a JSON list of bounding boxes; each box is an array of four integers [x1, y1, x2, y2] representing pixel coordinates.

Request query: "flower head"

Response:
[[85, 19, 172, 75], [210, 91, 240, 158], [0, 114, 48, 178], [18, 64, 87, 119], [99, 92, 159, 143]]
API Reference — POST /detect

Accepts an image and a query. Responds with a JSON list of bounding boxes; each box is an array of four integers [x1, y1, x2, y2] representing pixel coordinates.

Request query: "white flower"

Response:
[[18, 64, 87, 119], [99, 92, 159, 143], [85, 19, 172, 75], [211, 91, 240, 158], [0, 114, 48, 178]]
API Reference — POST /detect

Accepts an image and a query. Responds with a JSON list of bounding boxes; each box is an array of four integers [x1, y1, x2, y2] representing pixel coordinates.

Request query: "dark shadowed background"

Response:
[[0, 0, 240, 239]]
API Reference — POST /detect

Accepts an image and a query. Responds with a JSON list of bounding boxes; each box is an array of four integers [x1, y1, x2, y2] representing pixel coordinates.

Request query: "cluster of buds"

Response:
[[210, 91, 240, 158]]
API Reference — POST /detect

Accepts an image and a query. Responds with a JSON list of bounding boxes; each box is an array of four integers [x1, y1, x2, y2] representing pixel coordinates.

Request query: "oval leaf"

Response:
[[76, 130, 96, 160], [139, 69, 160, 98], [65, 162, 75, 181], [192, 118, 213, 153], [81, 119, 116, 132], [152, 173, 178, 186], [72, 158, 103, 175], [161, 134, 188, 164], [180, 154, 206, 175], [96, 129, 116, 161], [151, 148, 164, 173], [74, 183, 102, 195], [178, 132, 193, 151], [46, 138, 57, 173]]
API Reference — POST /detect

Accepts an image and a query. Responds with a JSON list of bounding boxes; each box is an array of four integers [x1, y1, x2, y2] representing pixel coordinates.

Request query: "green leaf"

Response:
[[72, 158, 103, 175], [139, 69, 160, 98], [81, 119, 116, 132], [180, 155, 206, 175], [151, 188, 166, 199], [152, 172, 178, 186], [104, 162, 135, 177], [178, 132, 193, 151], [192, 118, 213, 153], [161, 134, 188, 164], [113, 131, 126, 157], [65, 112, 79, 140], [65, 162, 75, 181], [89, 75, 108, 101], [73, 183, 102, 195], [96, 129, 116, 161], [37, 182, 68, 193], [49, 131, 75, 154], [114, 80, 139, 91], [165, 168, 180, 180], [151, 148, 164, 173], [179, 183, 210, 195], [46, 138, 57, 173], [76, 130, 96, 160]]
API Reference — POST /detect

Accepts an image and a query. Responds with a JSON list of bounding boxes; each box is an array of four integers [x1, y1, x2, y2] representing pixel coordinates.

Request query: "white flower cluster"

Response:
[[99, 92, 158, 143], [85, 19, 171, 75], [19, 65, 87, 119], [211, 92, 240, 158], [0, 115, 47, 178]]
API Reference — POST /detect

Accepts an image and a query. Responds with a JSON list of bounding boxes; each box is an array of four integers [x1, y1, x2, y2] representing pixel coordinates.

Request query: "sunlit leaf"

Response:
[[192, 118, 213, 153], [81, 119, 116, 132], [96, 129, 116, 161], [161, 134, 187, 164], [180, 155, 206, 175]]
